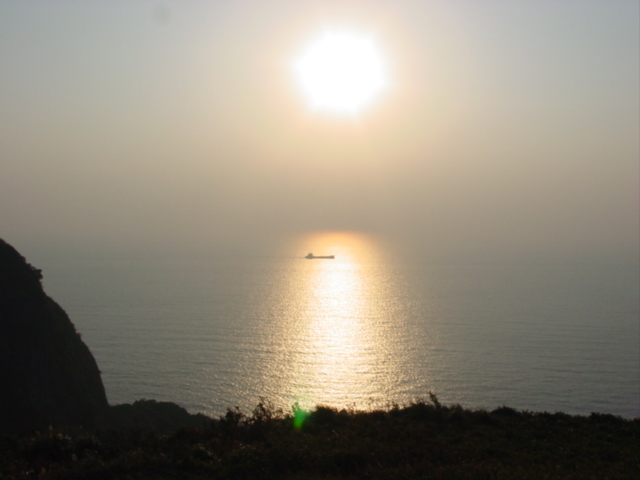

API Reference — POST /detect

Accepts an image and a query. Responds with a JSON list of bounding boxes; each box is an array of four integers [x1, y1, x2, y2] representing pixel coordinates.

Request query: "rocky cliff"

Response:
[[0, 239, 109, 433]]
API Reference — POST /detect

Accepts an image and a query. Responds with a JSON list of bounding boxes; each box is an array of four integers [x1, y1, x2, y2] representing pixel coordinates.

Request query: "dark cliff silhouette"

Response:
[[0, 238, 210, 434], [0, 239, 109, 433]]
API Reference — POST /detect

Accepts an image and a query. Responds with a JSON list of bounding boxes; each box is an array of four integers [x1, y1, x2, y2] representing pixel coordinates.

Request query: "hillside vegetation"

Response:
[[1, 397, 637, 480]]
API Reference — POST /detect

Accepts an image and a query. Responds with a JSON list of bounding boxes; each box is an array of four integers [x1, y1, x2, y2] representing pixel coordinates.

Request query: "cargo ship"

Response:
[[305, 253, 335, 259]]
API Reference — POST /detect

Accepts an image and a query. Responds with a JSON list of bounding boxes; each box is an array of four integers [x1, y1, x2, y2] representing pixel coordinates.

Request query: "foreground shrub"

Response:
[[0, 400, 637, 480]]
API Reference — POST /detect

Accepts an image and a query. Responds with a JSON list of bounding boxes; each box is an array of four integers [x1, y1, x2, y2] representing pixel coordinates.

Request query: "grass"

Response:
[[0, 397, 637, 479]]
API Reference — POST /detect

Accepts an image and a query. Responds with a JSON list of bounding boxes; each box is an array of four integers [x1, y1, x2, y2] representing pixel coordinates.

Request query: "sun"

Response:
[[294, 31, 387, 115]]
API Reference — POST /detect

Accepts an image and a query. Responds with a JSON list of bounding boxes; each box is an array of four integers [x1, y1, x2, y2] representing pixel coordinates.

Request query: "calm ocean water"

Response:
[[36, 240, 639, 419]]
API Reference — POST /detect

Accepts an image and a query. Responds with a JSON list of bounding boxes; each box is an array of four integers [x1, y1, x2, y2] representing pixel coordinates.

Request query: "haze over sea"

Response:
[[2, 2, 638, 422], [33, 233, 639, 419]]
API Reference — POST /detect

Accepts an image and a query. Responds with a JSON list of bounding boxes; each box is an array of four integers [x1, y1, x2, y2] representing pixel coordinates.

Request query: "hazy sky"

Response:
[[1, 1, 638, 261]]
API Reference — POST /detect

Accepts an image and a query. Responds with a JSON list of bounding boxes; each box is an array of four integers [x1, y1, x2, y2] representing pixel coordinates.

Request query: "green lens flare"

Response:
[[293, 403, 309, 430]]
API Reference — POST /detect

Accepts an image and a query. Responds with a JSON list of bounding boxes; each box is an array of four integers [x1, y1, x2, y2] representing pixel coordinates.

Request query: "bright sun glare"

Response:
[[295, 31, 387, 114]]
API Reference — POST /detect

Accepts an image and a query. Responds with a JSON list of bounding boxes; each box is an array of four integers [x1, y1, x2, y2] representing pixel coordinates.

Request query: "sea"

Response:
[[32, 234, 639, 419]]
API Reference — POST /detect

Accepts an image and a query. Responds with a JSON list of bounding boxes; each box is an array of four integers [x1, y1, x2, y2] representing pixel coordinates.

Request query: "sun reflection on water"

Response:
[[275, 231, 402, 410]]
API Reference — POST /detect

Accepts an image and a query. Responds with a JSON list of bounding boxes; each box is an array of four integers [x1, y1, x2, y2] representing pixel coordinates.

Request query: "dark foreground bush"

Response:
[[0, 397, 637, 480]]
